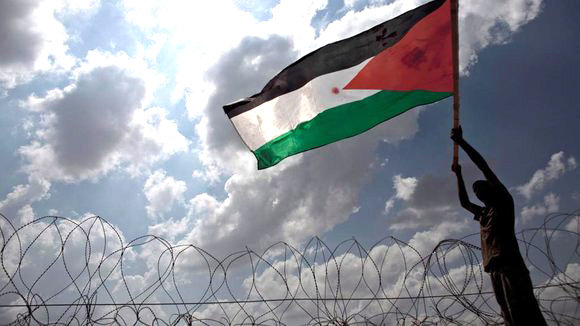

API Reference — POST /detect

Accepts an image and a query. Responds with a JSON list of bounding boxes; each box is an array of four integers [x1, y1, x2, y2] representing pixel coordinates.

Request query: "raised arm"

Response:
[[451, 126, 504, 188], [452, 163, 482, 215]]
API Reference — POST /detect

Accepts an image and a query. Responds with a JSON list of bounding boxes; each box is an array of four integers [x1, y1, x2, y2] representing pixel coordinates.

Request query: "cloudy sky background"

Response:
[[0, 0, 579, 321]]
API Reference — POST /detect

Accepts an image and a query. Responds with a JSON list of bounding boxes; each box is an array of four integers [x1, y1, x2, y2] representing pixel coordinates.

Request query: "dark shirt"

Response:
[[473, 185, 526, 272]]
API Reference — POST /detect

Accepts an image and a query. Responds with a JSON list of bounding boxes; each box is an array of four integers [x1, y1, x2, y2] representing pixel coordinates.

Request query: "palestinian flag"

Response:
[[224, 0, 454, 169]]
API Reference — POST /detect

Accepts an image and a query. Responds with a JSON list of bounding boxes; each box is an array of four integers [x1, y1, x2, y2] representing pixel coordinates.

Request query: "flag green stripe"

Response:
[[254, 90, 452, 169]]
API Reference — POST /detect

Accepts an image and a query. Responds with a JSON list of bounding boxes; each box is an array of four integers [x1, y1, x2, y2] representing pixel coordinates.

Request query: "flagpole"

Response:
[[451, 0, 460, 165]]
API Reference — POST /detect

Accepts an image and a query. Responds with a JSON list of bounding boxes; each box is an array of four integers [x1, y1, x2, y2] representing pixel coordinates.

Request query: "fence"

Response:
[[0, 211, 578, 325]]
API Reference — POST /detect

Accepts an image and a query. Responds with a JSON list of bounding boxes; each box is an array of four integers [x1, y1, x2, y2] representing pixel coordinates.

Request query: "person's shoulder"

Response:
[[492, 182, 513, 201]]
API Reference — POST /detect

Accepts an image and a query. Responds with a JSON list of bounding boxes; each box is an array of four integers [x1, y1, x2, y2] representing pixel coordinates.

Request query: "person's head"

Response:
[[472, 180, 493, 204]]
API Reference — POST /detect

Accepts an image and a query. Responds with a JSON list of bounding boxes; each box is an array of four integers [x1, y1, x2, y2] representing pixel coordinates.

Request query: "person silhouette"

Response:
[[450, 126, 547, 325]]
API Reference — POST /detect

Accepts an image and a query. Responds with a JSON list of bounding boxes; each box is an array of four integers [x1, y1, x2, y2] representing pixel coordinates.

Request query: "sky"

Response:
[[0, 0, 579, 323]]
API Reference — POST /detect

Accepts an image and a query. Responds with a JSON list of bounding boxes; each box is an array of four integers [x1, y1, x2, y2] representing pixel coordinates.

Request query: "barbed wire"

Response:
[[0, 211, 578, 325]]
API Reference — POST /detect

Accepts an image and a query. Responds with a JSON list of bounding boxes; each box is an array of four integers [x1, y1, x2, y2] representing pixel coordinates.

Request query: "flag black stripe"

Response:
[[223, 0, 446, 118]]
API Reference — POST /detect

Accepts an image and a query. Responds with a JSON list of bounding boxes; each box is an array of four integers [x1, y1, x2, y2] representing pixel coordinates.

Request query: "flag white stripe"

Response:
[[231, 58, 379, 151]]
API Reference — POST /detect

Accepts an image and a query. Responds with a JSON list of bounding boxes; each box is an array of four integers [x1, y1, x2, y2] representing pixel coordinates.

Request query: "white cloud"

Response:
[[263, 0, 327, 52], [343, 0, 360, 9], [379, 169, 475, 231], [0, 0, 100, 88], [59, 0, 100, 14], [384, 198, 396, 214], [537, 263, 580, 322], [18, 52, 188, 183], [459, 0, 543, 73], [314, 0, 431, 51], [143, 170, 187, 219], [521, 193, 560, 223], [121, 0, 261, 106], [565, 216, 579, 233], [393, 175, 418, 200], [383, 175, 417, 214], [517, 151, 577, 199], [0, 176, 51, 224], [146, 217, 191, 242], [15, 205, 36, 224]]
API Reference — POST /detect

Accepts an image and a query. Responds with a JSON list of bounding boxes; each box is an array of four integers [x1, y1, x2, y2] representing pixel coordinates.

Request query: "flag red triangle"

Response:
[[344, 0, 453, 92]]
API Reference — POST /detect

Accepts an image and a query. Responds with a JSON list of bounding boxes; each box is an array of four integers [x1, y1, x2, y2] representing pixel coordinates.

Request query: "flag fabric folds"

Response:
[[224, 0, 453, 169]]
